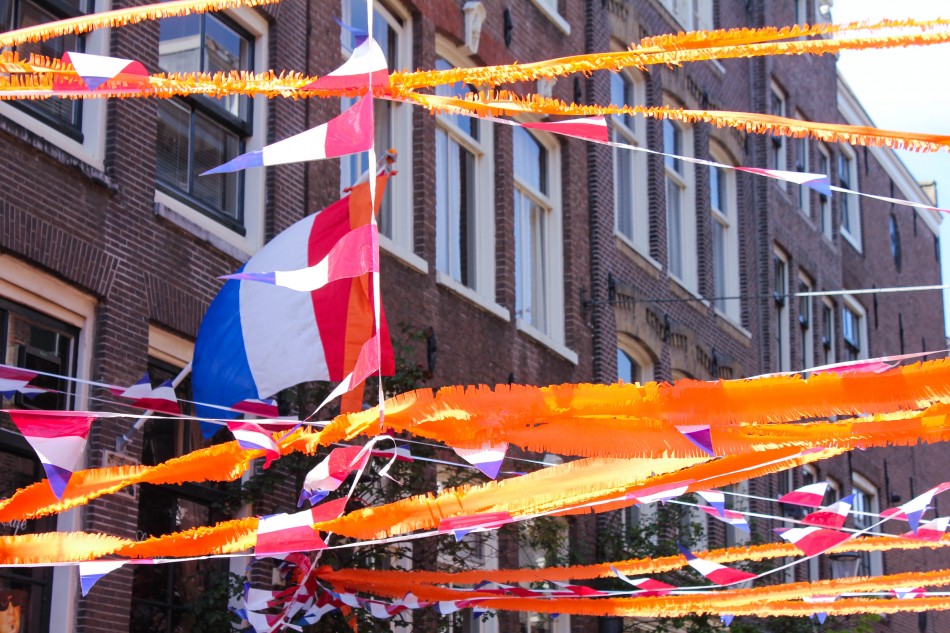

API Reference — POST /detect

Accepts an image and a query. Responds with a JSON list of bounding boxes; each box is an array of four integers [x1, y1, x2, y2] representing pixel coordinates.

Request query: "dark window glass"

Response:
[[5, 0, 87, 136], [156, 13, 253, 229]]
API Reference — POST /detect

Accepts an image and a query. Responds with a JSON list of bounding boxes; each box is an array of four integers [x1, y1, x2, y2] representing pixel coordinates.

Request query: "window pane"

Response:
[[514, 127, 546, 194], [709, 165, 721, 213], [666, 177, 682, 278], [192, 112, 241, 219], [663, 120, 681, 172], [435, 59, 477, 138], [614, 145, 633, 239], [159, 15, 201, 74], [156, 100, 192, 193], [16, 0, 81, 127], [617, 348, 638, 383], [204, 15, 250, 118], [712, 218, 725, 308]]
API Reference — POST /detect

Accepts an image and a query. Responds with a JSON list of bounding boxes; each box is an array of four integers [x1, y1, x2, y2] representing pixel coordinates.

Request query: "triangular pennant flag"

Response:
[[117, 378, 181, 415], [228, 421, 280, 468], [232, 398, 280, 418], [890, 488, 937, 534], [627, 482, 691, 504], [700, 506, 751, 533], [733, 166, 831, 196], [815, 612, 828, 624], [78, 560, 127, 596], [56, 52, 148, 92], [678, 544, 757, 586], [371, 443, 413, 462], [453, 442, 508, 479], [334, 16, 368, 45], [902, 516, 949, 542], [803, 494, 855, 529], [522, 116, 609, 143], [302, 445, 371, 499], [676, 425, 714, 456], [221, 223, 379, 292], [303, 37, 389, 91], [720, 615, 734, 626], [776, 526, 852, 556], [8, 410, 97, 499], [438, 511, 512, 537], [892, 587, 926, 600], [0, 365, 38, 397], [202, 96, 374, 175], [696, 489, 726, 517], [110, 373, 151, 399], [609, 566, 675, 596], [255, 506, 333, 557], [778, 482, 829, 508]]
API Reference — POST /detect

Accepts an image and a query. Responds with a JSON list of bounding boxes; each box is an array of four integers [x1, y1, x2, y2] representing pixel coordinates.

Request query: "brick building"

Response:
[[0, 0, 945, 632]]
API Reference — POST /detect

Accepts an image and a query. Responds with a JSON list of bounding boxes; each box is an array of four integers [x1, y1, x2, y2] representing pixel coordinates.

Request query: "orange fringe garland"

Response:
[[0, 0, 282, 48]]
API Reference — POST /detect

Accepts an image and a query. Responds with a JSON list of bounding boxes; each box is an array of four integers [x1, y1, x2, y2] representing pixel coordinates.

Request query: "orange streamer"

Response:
[[0, 0, 283, 48]]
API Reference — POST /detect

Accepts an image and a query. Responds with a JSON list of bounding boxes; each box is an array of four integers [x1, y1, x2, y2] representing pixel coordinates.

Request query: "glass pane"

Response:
[[192, 112, 241, 218], [709, 165, 720, 213], [204, 15, 250, 118], [3, 310, 75, 410], [16, 0, 81, 127], [530, 201, 548, 333], [617, 349, 638, 383], [434, 59, 477, 138], [435, 126, 450, 276], [514, 127, 546, 194], [156, 100, 192, 193], [159, 14, 201, 74], [615, 145, 633, 240], [514, 189, 526, 321], [663, 120, 682, 173], [666, 177, 682, 278], [712, 219, 725, 307]]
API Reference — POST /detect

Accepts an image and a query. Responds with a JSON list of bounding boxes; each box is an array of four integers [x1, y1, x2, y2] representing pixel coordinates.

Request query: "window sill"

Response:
[[669, 274, 708, 309], [614, 233, 663, 277], [380, 235, 428, 274], [527, 0, 571, 35], [714, 307, 753, 341], [516, 320, 578, 365], [154, 194, 253, 263], [840, 227, 863, 254], [436, 272, 510, 321]]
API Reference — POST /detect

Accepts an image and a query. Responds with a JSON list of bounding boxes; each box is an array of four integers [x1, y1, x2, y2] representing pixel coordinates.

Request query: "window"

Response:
[[769, 83, 787, 181], [664, 118, 696, 290], [0, 0, 108, 167], [0, 300, 81, 633], [514, 127, 565, 348], [817, 144, 832, 239], [795, 0, 807, 25], [617, 338, 654, 384], [773, 249, 790, 372], [798, 273, 814, 371], [841, 296, 867, 362], [131, 358, 231, 633], [709, 145, 740, 321], [658, 0, 713, 31], [794, 114, 810, 217], [821, 298, 836, 365], [340, 0, 415, 261], [850, 474, 883, 576], [611, 71, 648, 253], [815, 0, 832, 23], [434, 54, 495, 306], [890, 215, 902, 271], [155, 13, 253, 232], [518, 518, 570, 633], [838, 146, 862, 248]]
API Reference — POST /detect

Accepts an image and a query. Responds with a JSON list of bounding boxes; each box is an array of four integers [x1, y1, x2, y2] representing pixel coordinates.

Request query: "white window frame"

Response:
[[708, 144, 740, 323], [841, 294, 868, 362], [527, 0, 570, 34], [0, 254, 97, 632], [611, 69, 649, 256], [433, 40, 505, 320], [0, 0, 110, 171], [664, 116, 697, 292], [838, 144, 862, 251], [798, 272, 814, 372], [851, 472, 883, 577], [340, 0, 421, 272], [817, 143, 833, 240], [794, 111, 811, 218], [658, 0, 713, 31], [773, 248, 791, 372], [153, 6, 268, 260], [514, 126, 573, 363], [769, 82, 787, 187]]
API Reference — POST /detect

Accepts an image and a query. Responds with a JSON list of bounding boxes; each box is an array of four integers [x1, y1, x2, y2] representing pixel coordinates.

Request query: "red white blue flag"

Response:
[[778, 482, 829, 508], [8, 410, 97, 499], [803, 494, 855, 529], [678, 545, 757, 585], [776, 526, 852, 556]]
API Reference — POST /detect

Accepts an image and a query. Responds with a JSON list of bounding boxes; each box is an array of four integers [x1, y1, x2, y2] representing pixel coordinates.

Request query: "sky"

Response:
[[831, 0, 950, 338]]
